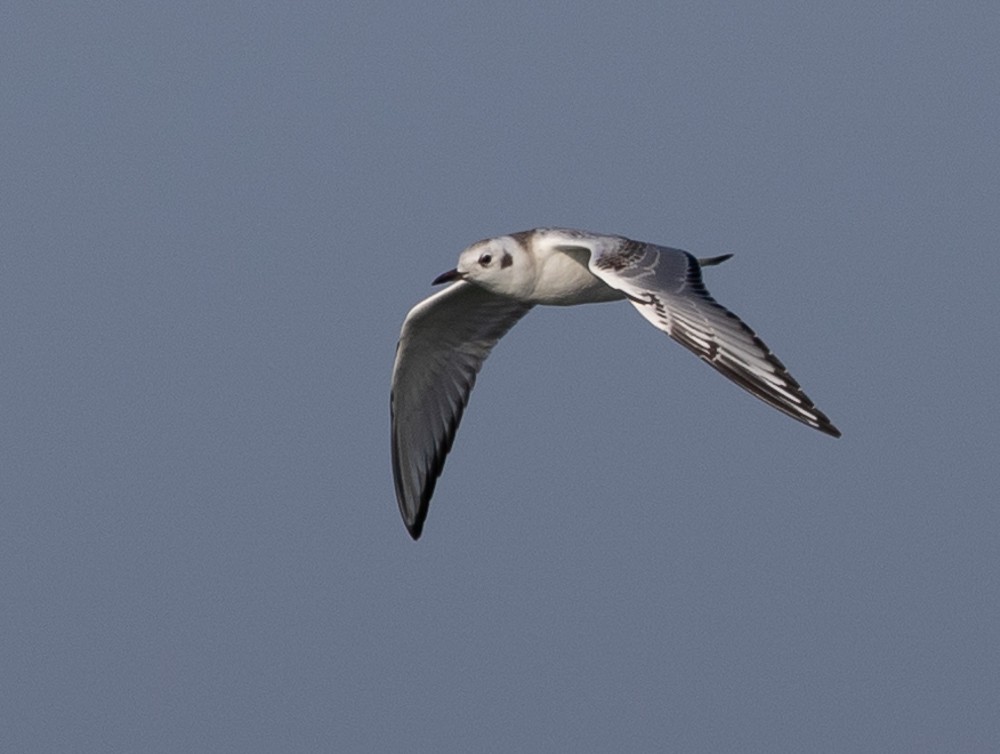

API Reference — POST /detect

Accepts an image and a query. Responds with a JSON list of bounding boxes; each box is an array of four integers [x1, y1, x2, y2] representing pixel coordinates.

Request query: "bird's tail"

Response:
[[697, 253, 734, 267]]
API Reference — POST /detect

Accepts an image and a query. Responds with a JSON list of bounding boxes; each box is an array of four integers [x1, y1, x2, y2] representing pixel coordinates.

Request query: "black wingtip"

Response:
[[406, 520, 424, 540], [818, 421, 842, 439]]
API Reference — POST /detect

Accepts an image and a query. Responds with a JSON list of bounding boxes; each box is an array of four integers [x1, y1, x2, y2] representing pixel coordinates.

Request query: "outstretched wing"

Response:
[[391, 281, 533, 539], [586, 238, 840, 437]]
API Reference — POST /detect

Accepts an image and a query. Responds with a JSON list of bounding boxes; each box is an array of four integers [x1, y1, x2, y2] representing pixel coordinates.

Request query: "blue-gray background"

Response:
[[4, 3, 998, 752]]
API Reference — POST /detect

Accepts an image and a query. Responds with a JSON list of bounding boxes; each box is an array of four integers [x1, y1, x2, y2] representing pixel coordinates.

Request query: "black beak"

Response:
[[432, 268, 464, 285]]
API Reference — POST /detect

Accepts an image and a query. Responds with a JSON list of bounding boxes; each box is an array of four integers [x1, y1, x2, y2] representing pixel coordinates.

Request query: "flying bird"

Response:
[[391, 228, 840, 539]]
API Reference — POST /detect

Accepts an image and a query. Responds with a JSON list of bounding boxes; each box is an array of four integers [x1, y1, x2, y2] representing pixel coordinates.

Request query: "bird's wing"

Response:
[[391, 281, 533, 539], [578, 237, 840, 437]]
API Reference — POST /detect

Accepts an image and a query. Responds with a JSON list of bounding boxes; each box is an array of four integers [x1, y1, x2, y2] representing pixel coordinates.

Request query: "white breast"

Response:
[[530, 241, 625, 306]]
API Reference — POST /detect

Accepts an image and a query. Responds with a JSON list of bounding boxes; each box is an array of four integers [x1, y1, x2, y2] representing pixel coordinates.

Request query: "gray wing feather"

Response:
[[588, 240, 840, 437], [391, 282, 533, 539]]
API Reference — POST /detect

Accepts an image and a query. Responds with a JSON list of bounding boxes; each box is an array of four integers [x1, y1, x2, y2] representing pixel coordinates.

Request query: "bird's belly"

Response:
[[531, 251, 625, 306]]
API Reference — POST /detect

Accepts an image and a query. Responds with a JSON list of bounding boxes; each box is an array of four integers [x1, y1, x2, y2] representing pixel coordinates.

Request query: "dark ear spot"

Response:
[[500, 252, 513, 269]]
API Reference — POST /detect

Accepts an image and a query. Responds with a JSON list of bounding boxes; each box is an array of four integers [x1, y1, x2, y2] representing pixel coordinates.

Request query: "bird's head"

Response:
[[433, 235, 535, 299]]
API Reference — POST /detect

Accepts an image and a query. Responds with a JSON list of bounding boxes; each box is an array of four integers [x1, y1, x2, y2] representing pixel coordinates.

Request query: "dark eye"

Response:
[[479, 253, 492, 266]]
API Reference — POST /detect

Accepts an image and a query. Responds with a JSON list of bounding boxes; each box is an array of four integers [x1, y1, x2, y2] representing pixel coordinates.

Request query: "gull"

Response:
[[391, 228, 840, 539]]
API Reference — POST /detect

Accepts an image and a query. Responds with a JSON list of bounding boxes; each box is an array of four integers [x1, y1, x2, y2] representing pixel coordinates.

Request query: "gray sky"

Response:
[[3, 3, 999, 751]]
